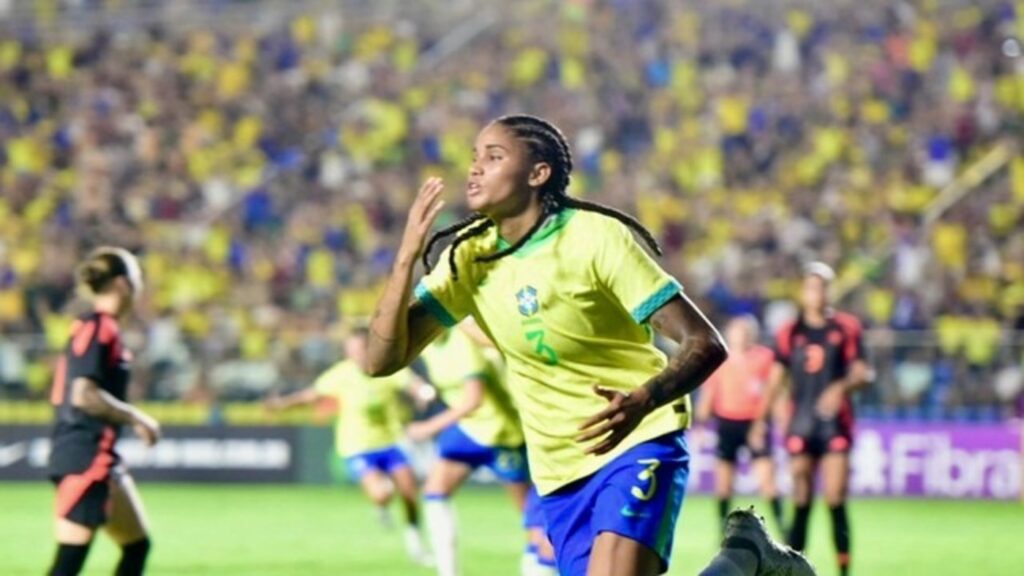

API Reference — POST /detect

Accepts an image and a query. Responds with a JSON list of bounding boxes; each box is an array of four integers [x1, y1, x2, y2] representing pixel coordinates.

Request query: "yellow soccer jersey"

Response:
[[313, 359, 412, 457], [415, 209, 691, 494], [420, 327, 524, 448]]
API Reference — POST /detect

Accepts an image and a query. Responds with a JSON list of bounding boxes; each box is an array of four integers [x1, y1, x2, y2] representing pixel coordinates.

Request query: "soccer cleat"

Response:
[[721, 507, 817, 576]]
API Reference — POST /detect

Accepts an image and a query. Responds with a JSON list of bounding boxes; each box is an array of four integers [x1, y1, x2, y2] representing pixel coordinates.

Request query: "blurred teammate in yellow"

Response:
[[266, 327, 431, 566], [411, 322, 555, 576]]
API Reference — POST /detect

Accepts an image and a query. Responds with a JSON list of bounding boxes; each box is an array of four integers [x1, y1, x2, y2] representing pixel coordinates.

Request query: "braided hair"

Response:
[[422, 114, 662, 279]]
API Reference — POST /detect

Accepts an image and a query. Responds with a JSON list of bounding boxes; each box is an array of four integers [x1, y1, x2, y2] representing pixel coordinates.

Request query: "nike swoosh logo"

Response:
[[620, 505, 651, 519], [0, 442, 27, 467]]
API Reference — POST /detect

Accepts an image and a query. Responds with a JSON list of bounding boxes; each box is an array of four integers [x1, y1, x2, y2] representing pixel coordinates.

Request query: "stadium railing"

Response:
[[0, 329, 1021, 423]]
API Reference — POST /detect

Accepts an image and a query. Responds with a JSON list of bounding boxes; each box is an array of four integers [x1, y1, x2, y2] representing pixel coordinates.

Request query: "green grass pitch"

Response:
[[1, 483, 1021, 575]]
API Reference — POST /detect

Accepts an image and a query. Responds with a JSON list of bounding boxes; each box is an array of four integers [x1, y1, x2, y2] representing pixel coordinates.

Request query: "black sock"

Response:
[[769, 496, 785, 534], [788, 503, 812, 552], [717, 497, 731, 534], [116, 537, 151, 576], [830, 504, 851, 576], [49, 543, 90, 576]]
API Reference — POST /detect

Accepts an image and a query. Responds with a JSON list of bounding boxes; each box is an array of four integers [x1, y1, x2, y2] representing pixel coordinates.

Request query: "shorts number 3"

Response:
[[630, 458, 660, 501]]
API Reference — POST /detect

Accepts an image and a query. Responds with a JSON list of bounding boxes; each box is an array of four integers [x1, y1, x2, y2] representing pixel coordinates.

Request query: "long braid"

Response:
[[446, 218, 494, 280], [560, 196, 663, 256], [422, 213, 487, 272], [475, 192, 558, 263]]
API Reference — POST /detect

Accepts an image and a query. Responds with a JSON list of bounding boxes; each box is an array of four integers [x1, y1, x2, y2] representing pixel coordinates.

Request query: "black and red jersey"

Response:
[[48, 311, 131, 478], [773, 311, 864, 440]]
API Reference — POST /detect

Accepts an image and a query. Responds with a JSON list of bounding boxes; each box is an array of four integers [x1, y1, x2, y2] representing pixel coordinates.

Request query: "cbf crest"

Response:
[[516, 286, 540, 316]]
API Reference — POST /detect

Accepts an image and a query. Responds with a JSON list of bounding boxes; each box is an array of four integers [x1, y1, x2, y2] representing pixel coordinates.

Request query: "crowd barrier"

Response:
[[2, 421, 1020, 499]]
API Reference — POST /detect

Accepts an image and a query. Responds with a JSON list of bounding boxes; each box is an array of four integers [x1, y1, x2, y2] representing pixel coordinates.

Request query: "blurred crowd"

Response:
[[0, 0, 1022, 417]]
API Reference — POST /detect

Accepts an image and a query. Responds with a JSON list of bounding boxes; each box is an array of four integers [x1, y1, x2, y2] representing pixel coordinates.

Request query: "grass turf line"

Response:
[[1, 483, 1021, 575]]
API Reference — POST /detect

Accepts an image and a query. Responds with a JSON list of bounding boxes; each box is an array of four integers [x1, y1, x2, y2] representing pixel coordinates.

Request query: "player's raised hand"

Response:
[[576, 385, 652, 455], [399, 177, 446, 259]]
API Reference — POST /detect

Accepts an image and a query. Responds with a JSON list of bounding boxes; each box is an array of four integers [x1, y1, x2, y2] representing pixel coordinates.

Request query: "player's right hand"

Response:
[[132, 411, 161, 446], [398, 177, 446, 259]]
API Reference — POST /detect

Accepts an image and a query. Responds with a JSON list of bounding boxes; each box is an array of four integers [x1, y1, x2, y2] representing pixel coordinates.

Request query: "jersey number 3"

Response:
[[803, 344, 825, 374], [522, 318, 558, 366]]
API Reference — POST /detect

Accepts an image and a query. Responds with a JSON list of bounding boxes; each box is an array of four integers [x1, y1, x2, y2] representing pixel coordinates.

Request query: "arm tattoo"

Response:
[[641, 301, 727, 409]]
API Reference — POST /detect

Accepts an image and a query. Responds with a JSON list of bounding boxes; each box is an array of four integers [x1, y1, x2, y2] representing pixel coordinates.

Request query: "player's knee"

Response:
[[422, 478, 454, 499], [366, 484, 392, 505]]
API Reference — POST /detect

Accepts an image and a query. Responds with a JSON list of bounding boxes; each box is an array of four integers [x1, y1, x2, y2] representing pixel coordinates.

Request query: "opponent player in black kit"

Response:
[[47, 247, 161, 576], [750, 263, 869, 576]]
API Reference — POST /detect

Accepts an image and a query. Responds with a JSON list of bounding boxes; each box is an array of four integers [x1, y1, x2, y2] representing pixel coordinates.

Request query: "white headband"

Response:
[[104, 247, 144, 295], [803, 261, 836, 283]]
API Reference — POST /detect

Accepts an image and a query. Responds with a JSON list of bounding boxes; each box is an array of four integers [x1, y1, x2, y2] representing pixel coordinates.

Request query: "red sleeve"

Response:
[[66, 316, 120, 393], [834, 312, 865, 363], [772, 321, 798, 367]]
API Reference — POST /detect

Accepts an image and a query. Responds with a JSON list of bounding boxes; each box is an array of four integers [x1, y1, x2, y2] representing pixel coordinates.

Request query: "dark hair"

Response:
[[77, 248, 130, 294], [349, 326, 370, 340], [422, 114, 661, 279]]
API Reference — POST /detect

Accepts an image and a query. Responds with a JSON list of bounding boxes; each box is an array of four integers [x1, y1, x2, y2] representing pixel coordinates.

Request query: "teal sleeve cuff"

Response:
[[631, 279, 683, 324], [414, 282, 458, 328]]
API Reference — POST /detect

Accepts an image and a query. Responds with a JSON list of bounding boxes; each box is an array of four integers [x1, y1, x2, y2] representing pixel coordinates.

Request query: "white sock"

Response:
[[425, 497, 458, 576]]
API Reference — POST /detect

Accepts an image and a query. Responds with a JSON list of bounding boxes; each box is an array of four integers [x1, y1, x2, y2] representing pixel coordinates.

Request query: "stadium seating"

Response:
[[0, 0, 1021, 417]]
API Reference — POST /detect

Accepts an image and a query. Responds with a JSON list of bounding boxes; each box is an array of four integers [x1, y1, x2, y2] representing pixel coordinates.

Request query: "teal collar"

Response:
[[495, 209, 577, 258]]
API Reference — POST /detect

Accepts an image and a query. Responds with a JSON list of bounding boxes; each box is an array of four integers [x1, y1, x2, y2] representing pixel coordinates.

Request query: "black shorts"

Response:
[[50, 466, 122, 528], [714, 417, 770, 463]]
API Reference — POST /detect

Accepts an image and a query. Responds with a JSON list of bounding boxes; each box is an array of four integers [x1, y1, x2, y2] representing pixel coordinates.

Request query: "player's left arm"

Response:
[[577, 293, 728, 455], [407, 376, 485, 442], [818, 314, 871, 417]]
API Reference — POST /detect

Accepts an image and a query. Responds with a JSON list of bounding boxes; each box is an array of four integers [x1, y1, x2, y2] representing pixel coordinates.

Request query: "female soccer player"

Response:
[[365, 114, 730, 576], [47, 247, 161, 576], [410, 324, 554, 576], [266, 328, 430, 566], [696, 315, 783, 535], [750, 263, 869, 576]]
